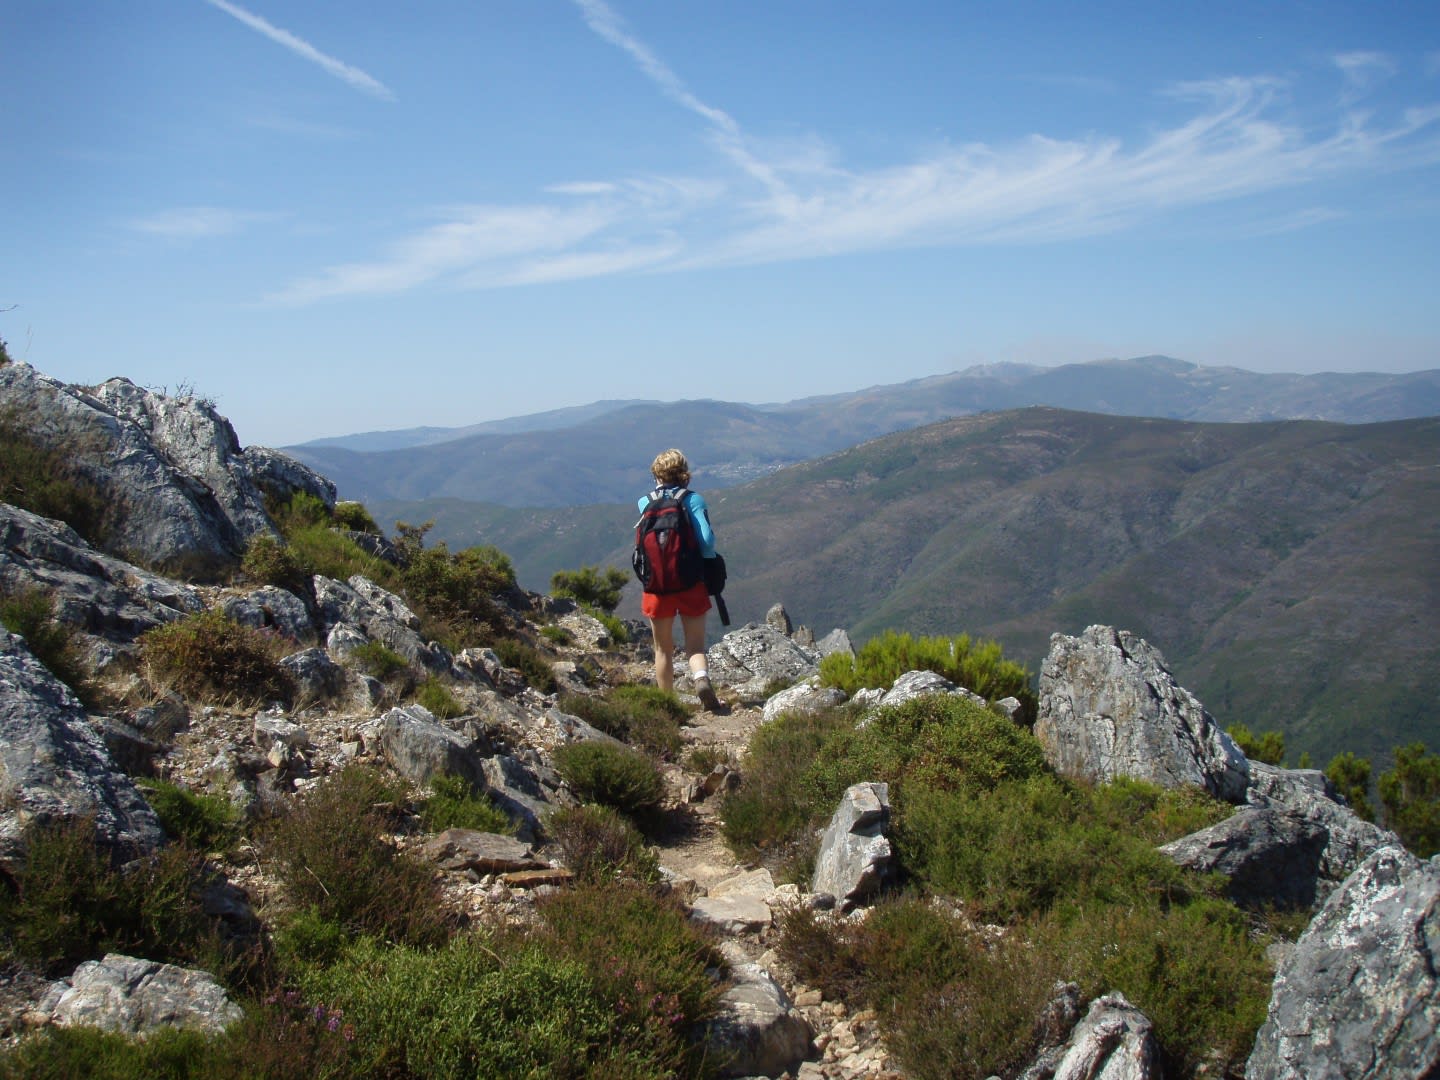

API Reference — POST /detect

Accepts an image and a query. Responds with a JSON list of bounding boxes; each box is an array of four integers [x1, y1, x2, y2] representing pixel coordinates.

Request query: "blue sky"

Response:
[[3, 1, 1439, 447]]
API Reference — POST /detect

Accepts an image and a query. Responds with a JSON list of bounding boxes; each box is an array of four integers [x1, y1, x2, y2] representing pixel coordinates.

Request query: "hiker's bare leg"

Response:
[[650, 614, 676, 691], [681, 614, 708, 677]]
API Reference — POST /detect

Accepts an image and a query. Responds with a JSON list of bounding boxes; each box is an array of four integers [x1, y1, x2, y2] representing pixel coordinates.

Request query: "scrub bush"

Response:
[[418, 772, 511, 834], [138, 609, 292, 706], [0, 586, 99, 708], [553, 741, 666, 817], [550, 564, 629, 613], [546, 803, 660, 884], [140, 779, 241, 852], [558, 684, 688, 759], [819, 630, 1035, 717]]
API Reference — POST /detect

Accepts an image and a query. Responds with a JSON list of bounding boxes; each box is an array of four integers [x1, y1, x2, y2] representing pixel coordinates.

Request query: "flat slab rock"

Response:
[[39, 953, 243, 1036], [420, 829, 545, 873]]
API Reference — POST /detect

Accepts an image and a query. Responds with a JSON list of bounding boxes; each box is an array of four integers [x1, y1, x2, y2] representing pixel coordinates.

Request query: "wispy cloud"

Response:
[[270, 13, 1440, 304], [204, 0, 395, 101], [129, 206, 270, 239], [1334, 50, 1396, 104]]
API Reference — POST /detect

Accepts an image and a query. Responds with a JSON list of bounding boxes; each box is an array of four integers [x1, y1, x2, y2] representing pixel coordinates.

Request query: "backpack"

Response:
[[632, 488, 703, 594]]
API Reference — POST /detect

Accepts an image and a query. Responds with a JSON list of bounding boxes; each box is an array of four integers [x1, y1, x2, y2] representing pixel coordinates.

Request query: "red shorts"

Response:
[[641, 582, 711, 619]]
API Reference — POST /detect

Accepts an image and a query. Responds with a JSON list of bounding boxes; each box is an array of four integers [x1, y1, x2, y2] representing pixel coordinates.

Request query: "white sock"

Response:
[[693, 669, 709, 681]]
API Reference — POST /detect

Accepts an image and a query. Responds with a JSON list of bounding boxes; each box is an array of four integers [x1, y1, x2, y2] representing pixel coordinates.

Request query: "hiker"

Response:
[[634, 448, 723, 711]]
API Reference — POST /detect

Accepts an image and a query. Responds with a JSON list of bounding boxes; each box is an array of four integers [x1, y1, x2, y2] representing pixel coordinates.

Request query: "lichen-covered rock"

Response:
[[1160, 807, 1329, 908], [811, 782, 892, 911], [761, 676, 847, 722], [1036, 625, 1249, 802], [1042, 992, 1161, 1080], [221, 586, 316, 645], [876, 669, 987, 711], [379, 705, 491, 791], [706, 943, 813, 1079], [1245, 846, 1440, 1080], [314, 575, 452, 673], [705, 622, 822, 701], [39, 953, 243, 1035], [0, 633, 164, 874]]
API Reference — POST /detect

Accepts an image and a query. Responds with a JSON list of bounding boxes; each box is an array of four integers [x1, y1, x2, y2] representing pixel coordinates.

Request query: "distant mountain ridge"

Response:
[[284, 356, 1440, 508]]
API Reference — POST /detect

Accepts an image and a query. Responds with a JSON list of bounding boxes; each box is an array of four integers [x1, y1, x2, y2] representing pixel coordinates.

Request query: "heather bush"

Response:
[[819, 630, 1035, 717], [550, 564, 629, 613], [558, 684, 688, 759], [262, 764, 454, 948], [138, 609, 292, 706], [492, 636, 557, 694], [140, 779, 241, 852], [347, 640, 409, 683], [0, 585, 99, 708], [540, 624, 573, 645], [331, 500, 379, 533], [552, 741, 665, 818], [241, 533, 307, 592], [0, 407, 110, 546], [414, 675, 464, 719], [418, 772, 511, 834], [583, 603, 631, 644], [1084, 775, 1233, 844], [546, 803, 660, 884]]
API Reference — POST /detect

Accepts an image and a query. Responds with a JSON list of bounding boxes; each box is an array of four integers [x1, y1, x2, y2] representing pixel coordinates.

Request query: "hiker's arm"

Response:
[[686, 493, 717, 558]]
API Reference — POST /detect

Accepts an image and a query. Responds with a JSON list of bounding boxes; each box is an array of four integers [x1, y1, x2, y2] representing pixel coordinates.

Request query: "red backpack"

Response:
[[632, 488, 703, 594]]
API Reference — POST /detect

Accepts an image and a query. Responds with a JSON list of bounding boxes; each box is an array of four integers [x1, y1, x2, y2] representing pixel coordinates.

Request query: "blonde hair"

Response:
[[650, 449, 691, 487]]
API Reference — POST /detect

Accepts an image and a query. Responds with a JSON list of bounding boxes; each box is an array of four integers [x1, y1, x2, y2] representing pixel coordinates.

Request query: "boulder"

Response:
[[1036, 626, 1249, 802], [815, 628, 854, 658], [39, 953, 243, 1035], [421, 829, 545, 874], [876, 669, 987, 711], [314, 575, 452, 673], [378, 705, 490, 791], [1160, 807, 1329, 908], [0, 632, 164, 874], [278, 647, 346, 706], [1039, 992, 1161, 1080], [761, 676, 848, 722], [1245, 846, 1440, 1079], [765, 603, 793, 635], [0, 364, 332, 579], [705, 622, 822, 702], [221, 586, 315, 645], [706, 943, 813, 1079], [811, 782, 893, 911], [482, 754, 564, 842]]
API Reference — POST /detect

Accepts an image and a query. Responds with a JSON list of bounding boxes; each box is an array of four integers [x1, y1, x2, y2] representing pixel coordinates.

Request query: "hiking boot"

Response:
[[693, 676, 722, 713]]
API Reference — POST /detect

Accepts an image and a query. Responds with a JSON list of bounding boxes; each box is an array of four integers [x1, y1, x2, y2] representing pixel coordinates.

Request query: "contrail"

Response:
[[204, 0, 396, 101]]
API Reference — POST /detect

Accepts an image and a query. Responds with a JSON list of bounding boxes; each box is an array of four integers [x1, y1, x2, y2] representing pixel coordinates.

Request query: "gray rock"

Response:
[[811, 782, 893, 911], [481, 753, 561, 842], [876, 669, 988, 711], [0, 364, 331, 580], [252, 715, 310, 753], [765, 603, 793, 635], [1160, 807, 1329, 908], [379, 705, 489, 790], [278, 647, 346, 706], [0, 632, 164, 874], [706, 622, 822, 701], [706, 943, 813, 1079], [314, 575, 451, 673], [815, 628, 854, 658], [761, 677, 848, 722], [1245, 846, 1440, 1080], [1044, 992, 1161, 1080], [1245, 761, 1399, 896], [421, 829, 543, 873], [221, 586, 315, 645], [40, 953, 243, 1035], [1036, 625, 1250, 802]]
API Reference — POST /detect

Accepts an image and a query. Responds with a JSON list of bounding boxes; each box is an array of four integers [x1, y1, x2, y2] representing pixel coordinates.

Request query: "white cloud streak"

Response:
[[204, 0, 395, 101], [129, 206, 270, 239], [269, 15, 1440, 304]]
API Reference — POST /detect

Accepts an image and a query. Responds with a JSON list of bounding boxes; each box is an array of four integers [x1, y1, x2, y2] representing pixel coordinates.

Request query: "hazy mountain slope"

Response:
[[283, 357, 1440, 507]]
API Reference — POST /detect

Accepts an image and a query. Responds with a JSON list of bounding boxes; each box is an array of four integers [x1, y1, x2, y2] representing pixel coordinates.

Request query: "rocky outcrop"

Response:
[[811, 783, 893, 911], [761, 677, 847, 722], [1033, 992, 1161, 1080], [705, 622, 823, 702], [0, 632, 164, 874], [315, 574, 454, 675], [1160, 807, 1329, 908], [38, 953, 243, 1035], [0, 363, 332, 579], [379, 705, 494, 791], [873, 669, 987, 711], [1245, 846, 1440, 1079], [707, 942, 813, 1079], [1036, 626, 1250, 802]]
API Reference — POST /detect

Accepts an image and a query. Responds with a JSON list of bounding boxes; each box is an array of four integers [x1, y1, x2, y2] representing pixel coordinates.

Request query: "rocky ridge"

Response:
[[2, 367, 1436, 1078]]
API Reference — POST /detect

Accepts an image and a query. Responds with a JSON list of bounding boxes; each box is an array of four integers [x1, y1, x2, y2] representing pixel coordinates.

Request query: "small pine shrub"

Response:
[[552, 741, 665, 817], [331, 500, 379, 533], [262, 764, 454, 948], [0, 586, 99, 708], [1379, 741, 1440, 858], [550, 564, 629, 613], [1227, 722, 1285, 765], [138, 609, 292, 706], [492, 636, 557, 694], [1326, 751, 1375, 821], [546, 803, 660, 884], [140, 779, 240, 851], [414, 676, 465, 719], [419, 772, 512, 834], [820, 630, 1035, 716]]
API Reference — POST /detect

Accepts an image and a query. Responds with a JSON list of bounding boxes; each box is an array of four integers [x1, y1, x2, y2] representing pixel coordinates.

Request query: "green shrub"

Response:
[[241, 533, 307, 592], [272, 490, 333, 533], [550, 564, 629, 613], [1041, 898, 1273, 1076], [0, 1024, 217, 1080], [419, 772, 512, 834], [558, 684, 688, 760], [546, 803, 660, 884], [492, 636, 557, 694], [332, 500, 379, 533], [1326, 751, 1375, 821], [540, 624, 573, 645], [0, 818, 227, 978], [720, 706, 854, 859], [284, 521, 401, 591], [1379, 742, 1440, 857], [414, 676, 465, 719], [395, 524, 512, 646], [347, 640, 409, 683], [1086, 776, 1233, 844], [138, 609, 292, 706], [820, 630, 1035, 716], [262, 764, 454, 948], [140, 779, 241, 852], [583, 603, 631, 644], [0, 586, 99, 708], [552, 741, 665, 817], [1227, 722, 1285, 765], [0, 408, 110, 546]]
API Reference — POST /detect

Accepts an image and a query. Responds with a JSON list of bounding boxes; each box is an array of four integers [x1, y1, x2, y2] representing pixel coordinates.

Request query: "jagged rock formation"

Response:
[[1245, 846, 1440, 1079], [0, 363, 333, 579], [37, 954, 243, 1036], [0, 632, 164, 874], [810, 782, 893, 912], [1036, 625, 1250, 801]]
